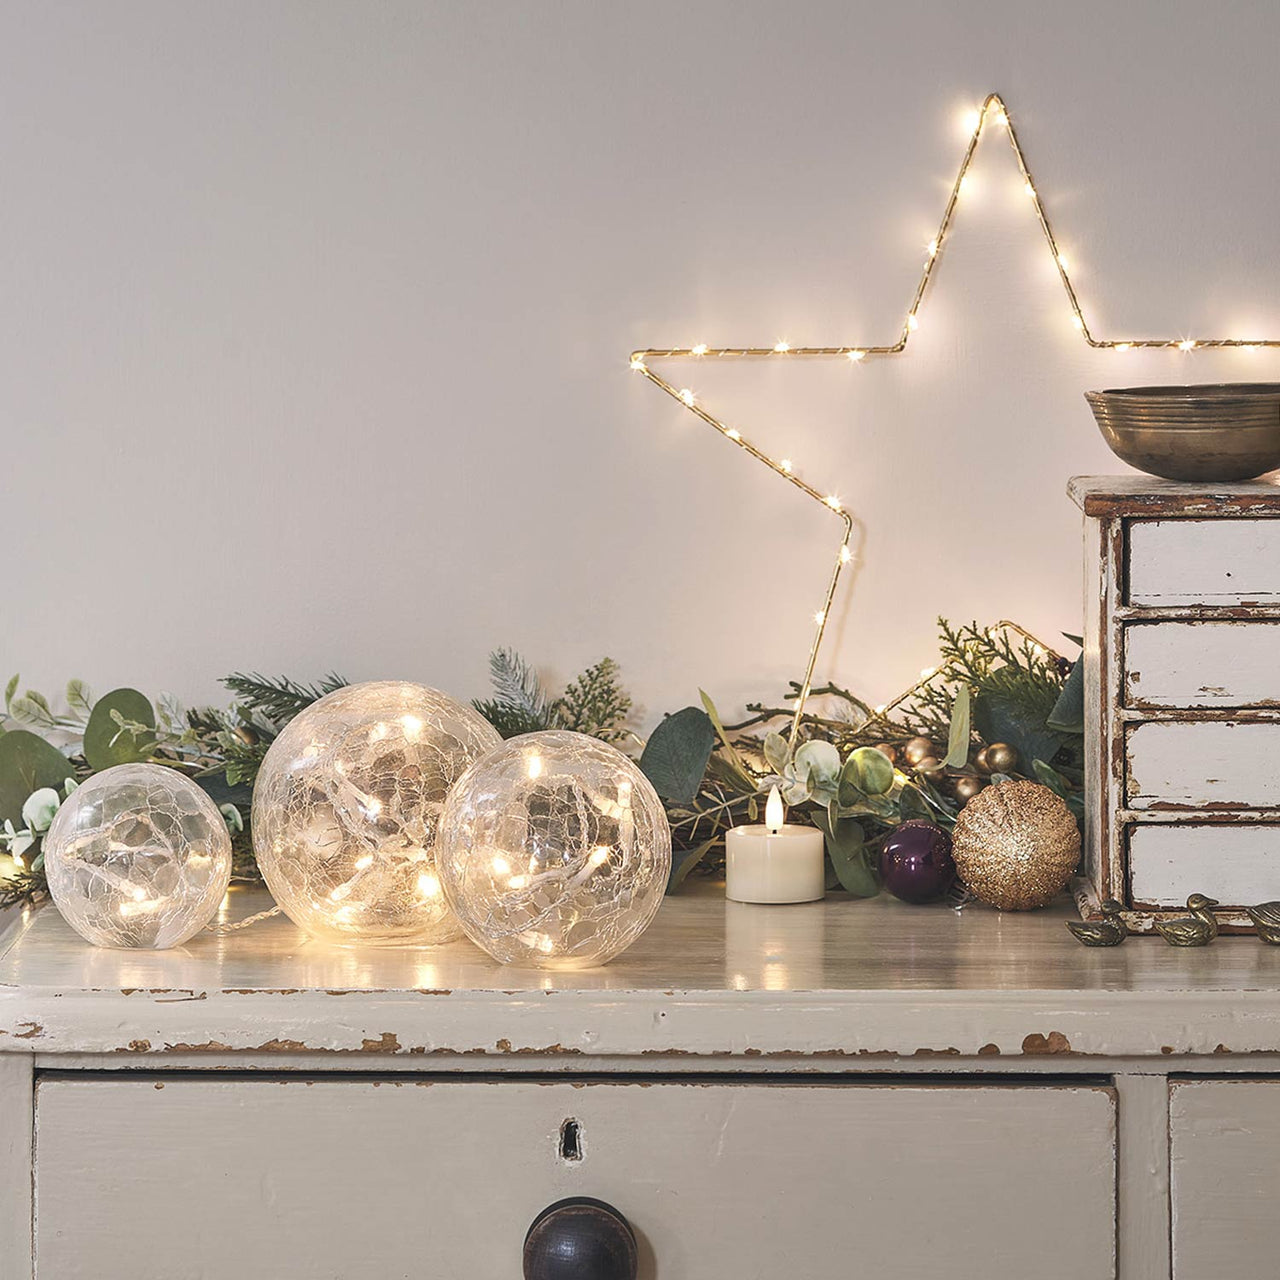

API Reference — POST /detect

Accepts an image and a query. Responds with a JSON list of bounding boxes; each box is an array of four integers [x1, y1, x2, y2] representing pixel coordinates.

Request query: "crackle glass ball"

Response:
[[252, 681, 501, 945], [438, 730, 671, 969], [44, 764, 232, 949]]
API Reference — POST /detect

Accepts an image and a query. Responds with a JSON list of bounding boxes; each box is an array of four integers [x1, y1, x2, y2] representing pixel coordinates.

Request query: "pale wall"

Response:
[[2, 0, 1278, 727]]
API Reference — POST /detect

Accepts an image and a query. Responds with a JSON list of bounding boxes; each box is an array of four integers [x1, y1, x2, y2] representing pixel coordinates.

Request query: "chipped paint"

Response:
[[1022, 1032, 1071, 1055]]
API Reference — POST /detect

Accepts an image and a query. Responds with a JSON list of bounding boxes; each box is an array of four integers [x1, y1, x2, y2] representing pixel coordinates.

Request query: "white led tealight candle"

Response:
[[725, 787, 826, 904]]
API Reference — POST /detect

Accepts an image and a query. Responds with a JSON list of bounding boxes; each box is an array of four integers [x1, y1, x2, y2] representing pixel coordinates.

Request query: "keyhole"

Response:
[[559, 1118, 583, 1161]]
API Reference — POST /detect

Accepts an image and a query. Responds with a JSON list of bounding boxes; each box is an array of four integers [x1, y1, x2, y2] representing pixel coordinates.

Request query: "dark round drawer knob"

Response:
[[523, 1196, 638, 1280]]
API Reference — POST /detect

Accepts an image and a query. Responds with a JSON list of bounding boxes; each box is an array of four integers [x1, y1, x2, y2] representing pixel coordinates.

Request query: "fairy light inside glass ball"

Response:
[[438, 730, 671, 969], [252, 681, 500, 945], [43, 763, 233, 950]]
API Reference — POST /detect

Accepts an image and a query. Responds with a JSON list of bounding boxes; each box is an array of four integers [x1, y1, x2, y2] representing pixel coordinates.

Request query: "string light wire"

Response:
[[631, 93, 1277, 742]]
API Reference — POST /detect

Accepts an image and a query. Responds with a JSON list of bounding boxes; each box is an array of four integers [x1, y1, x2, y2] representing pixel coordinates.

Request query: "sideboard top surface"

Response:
[[1068, 473, 1280, 517], [3, 885, 1280, 1060]]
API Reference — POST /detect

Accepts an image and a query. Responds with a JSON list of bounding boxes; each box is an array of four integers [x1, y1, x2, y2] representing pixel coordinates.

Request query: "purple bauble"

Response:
[[879, 820, 956, 904]]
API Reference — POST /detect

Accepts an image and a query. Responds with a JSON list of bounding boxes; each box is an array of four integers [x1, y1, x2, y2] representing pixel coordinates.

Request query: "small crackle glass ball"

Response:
[[438, 730, 671, 969], [44, 764, 232, 950], [252, 681, 501, 945]]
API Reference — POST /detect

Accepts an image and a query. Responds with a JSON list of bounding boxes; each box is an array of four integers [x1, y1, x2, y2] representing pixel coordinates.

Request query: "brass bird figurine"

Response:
[[1067, 899, 1129, 946], [1155, 894, 1220, 947], [1246, 901, 1280, 944]]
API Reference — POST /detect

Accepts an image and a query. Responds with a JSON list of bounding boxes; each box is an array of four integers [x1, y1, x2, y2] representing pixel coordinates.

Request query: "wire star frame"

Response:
[[630, 92, 1280, 745]]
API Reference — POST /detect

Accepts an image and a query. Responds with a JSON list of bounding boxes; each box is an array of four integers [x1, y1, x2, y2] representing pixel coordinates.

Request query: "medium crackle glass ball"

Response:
[[438, 730, 671, 969], [44, 764, 232, 949], [252, 681, 501, 945]]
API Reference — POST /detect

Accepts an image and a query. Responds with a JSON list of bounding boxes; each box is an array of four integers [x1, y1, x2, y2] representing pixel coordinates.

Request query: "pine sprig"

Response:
[[553, 658, 632, 743], [473, 648, 555, 738], [222, 672, 347, 724]]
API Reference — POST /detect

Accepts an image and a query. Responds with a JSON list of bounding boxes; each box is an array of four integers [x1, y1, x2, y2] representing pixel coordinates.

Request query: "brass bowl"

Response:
[[1085, 384, 1280, 482]]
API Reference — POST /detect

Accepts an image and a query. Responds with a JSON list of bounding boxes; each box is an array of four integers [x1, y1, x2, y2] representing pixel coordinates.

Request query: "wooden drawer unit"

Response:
[[33, 1075, 1118, 1280], [1072, 478, 1280, 932], [1170, 1079, 1280, 1279]]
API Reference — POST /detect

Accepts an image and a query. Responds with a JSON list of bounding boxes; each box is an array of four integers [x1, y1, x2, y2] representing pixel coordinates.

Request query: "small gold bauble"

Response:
[[903, 736, 936, 767], [951, 779, 1080, 910], [915, 755, 945, 781], [974, 746, 992, 775], [952, 775, 986, 804], [872, 742, 899, 766], [984, 742, 1019, 774]]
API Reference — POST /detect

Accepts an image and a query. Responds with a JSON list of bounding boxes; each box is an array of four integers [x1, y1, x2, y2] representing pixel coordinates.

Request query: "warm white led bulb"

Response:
[[1178, 339, 1197, 352], [679, 388, 695, 406], [847, 349, 866, 361], [907, 314, 919, 331], [773, 341, 791, 353], [691, 342, 709, 356]]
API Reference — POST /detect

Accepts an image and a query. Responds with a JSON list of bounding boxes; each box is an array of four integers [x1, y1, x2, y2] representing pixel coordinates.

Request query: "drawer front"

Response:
[[1171, 1079, 1280, 1279], [1128, 519, 1280, 607], [1125, 622, 1280, 708], [1126, 721, 1280, 810], [34, 1077, 1117, 1280], [1129, 824, 1280, 907]]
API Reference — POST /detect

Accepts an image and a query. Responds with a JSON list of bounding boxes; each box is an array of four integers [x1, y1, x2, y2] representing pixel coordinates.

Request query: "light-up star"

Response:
[[631, 92, 1279, 742]]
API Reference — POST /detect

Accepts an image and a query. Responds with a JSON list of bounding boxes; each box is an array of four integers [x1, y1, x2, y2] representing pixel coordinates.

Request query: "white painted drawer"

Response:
[[1171, 1079, 1280, 1279], [34, 1076, 1117, 1280], [1129, 824, 1280, 907], [1126, 721, 1280, 810], [1128, 519, 1280, 607], [1125, 622, 1280, 708]]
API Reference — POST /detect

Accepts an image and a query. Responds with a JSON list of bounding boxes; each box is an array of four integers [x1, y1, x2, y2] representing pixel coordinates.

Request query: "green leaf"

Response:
[[0, 731, 74, 826], [812, 809, 879, 897], [639, 707, 716, 804], [845, 747, 895, 797], [943, 684, 971, 769], [1046, 659, 1085, 734], [83, 688, 157, 769], [897, 784, 932, 823], [65, 679, 93, 717], [4, 674, 18, 713], [1032, 758, 1073, 800], [9, 693, 57, 729], [1061, 633, 1084, 648], [762, 731, 790, 776], [973, 689, 1067, 778], [667, 839, 716, 892]]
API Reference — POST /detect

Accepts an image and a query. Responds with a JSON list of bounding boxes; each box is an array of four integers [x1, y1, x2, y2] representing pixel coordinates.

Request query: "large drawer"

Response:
[[1125, 622, 1280, 709], [1128, 519, 1280, 607], [1129, 824, 1280, 907], [1171, 1079, 1280, 1279], [1126, 721, 1280, 810], [34, 1076, 1118, 1280]]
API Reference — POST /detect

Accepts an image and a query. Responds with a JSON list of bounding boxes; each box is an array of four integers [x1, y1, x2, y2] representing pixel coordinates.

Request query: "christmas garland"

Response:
[[0, 620, 1082, 909]]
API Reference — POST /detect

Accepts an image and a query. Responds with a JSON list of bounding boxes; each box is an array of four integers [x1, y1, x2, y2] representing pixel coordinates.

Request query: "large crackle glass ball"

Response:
[[252, 681, 501, 945], [438, 731, 671, 969], [44, 764, 232, 949]]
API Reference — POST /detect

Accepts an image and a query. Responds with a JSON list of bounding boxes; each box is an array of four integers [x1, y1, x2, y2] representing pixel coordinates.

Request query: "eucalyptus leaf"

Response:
[[65, 679, 93, 717], [1046, 659, 1085, 734], [813, 809, 879, 897], [639, 706, 715, 805], [9, 694, 56, 729], [973, 690, 1067, 777], [83, 688, 157, 769], [1032, 758, 1073, 800], [4, 674, 17, 712], [847, 746, 895, 796], [698, 691, 757, 791], [943, 684, 971, 769], [897, 784, 932, 824], [667, 838, 716, 892], [0, 731, 74, 826], [763, 731, 790, 776]]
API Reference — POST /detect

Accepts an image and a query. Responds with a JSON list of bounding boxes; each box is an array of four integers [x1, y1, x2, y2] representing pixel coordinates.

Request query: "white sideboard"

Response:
[[5, 884, 1280, 1279]]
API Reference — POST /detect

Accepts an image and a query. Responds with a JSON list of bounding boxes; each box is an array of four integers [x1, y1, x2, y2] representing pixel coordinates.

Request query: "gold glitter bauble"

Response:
[[951, 779, 1080, 910]]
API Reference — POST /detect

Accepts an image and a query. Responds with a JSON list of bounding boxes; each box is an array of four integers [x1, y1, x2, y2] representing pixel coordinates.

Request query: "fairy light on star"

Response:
[[631, 91, 1280, 740]]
